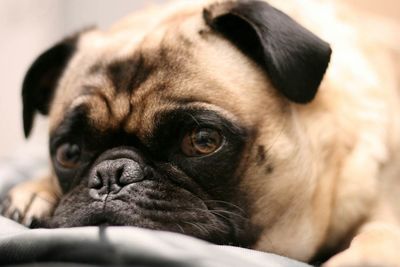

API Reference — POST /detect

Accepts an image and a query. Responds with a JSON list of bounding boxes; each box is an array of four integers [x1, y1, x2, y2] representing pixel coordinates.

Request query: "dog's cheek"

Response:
[[47, 184, 99, 227], [240, 132, 325, 260]]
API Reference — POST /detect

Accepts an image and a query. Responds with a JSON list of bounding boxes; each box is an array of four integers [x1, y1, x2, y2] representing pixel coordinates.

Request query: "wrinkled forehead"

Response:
[[49, 2, 279, 138], [50, 52, 199, 138], [48, 10, 203, 133]]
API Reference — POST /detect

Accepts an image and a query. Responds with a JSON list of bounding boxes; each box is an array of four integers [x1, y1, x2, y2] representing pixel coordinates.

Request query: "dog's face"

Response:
[[22, 0, 331, 259]]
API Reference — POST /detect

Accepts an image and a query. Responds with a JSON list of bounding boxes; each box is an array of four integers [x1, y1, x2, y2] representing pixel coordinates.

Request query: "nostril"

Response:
[[115, 166, 126, 186], [89, 159, 147, 194], [144, 166, 154, 179], [89, 172, 103, 189], [118, 161, 144, 185], [116, 166, 124, 180]]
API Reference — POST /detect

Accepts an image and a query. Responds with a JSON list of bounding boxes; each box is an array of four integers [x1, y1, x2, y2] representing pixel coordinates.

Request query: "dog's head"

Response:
[[22, 0, 331, 260]]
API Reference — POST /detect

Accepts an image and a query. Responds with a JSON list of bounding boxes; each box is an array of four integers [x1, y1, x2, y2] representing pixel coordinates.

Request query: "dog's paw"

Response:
[[323, 224, 400, 267], [0, 180, 57, 227]]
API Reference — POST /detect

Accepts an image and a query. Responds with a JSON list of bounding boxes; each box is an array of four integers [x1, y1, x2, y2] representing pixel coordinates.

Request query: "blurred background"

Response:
[[0, 0, 399, 159], [0, 0, 165, 159]]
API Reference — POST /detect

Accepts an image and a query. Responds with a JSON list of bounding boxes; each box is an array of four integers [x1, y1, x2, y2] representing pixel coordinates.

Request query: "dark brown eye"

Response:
[[181, 128, 223, 157], [56, 143, 81, 169]]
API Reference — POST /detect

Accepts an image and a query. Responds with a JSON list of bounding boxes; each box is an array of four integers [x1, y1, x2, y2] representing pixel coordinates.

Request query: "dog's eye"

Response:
[[56, 143, 81, 169], [181, 128, 223, 157]]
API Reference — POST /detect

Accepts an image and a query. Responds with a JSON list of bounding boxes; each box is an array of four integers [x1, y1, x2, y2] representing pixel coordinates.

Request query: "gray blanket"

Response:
[[0, 216, 310, 266]]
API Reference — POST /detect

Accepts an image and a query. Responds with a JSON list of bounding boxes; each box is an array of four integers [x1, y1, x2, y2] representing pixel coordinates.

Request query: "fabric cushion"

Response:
[[0, 216, 311, 267]]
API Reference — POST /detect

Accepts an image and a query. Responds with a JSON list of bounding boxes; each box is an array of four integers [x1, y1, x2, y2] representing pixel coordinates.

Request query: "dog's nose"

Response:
[[88, 158, 146, 197]]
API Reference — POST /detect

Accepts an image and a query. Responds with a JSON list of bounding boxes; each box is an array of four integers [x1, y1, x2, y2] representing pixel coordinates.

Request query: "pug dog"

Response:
[[2, 0, 400, 266]]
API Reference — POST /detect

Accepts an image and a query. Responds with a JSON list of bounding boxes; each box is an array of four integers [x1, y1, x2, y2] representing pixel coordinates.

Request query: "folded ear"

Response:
[[22, 31, 84, 138], [204, 0, 332, 103]]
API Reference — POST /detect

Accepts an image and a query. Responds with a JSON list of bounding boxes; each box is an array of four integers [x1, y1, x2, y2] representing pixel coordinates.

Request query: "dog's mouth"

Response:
[[79, 212, 123, 227], [42, 186, 258, 247], [92, 221, 109, 227], [48, 201, 237, 244]]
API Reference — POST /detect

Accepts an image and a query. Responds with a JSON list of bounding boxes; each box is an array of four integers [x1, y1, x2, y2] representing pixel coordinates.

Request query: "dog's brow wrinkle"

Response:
[[106, 53, 155, 94], [88, 63, 104, 75], [81, 85, 100, 96], [79, 86, 114, 121], [121, 99, 133, 129], [164, 96, 212, 106], [96, 92, 114, 120]]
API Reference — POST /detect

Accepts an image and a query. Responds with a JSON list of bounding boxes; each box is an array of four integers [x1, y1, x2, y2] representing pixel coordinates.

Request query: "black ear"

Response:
[[22, 33, 81, 138], [204, 0, 332, 103]]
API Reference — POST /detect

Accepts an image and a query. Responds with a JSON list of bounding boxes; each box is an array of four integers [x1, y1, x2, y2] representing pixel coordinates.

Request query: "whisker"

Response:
[[175, 223, 185, 234], [183, 221, 209, 236], [203, 200, 246, 214], [190, 207, 247, 222], [209, 209, 248, 221]]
